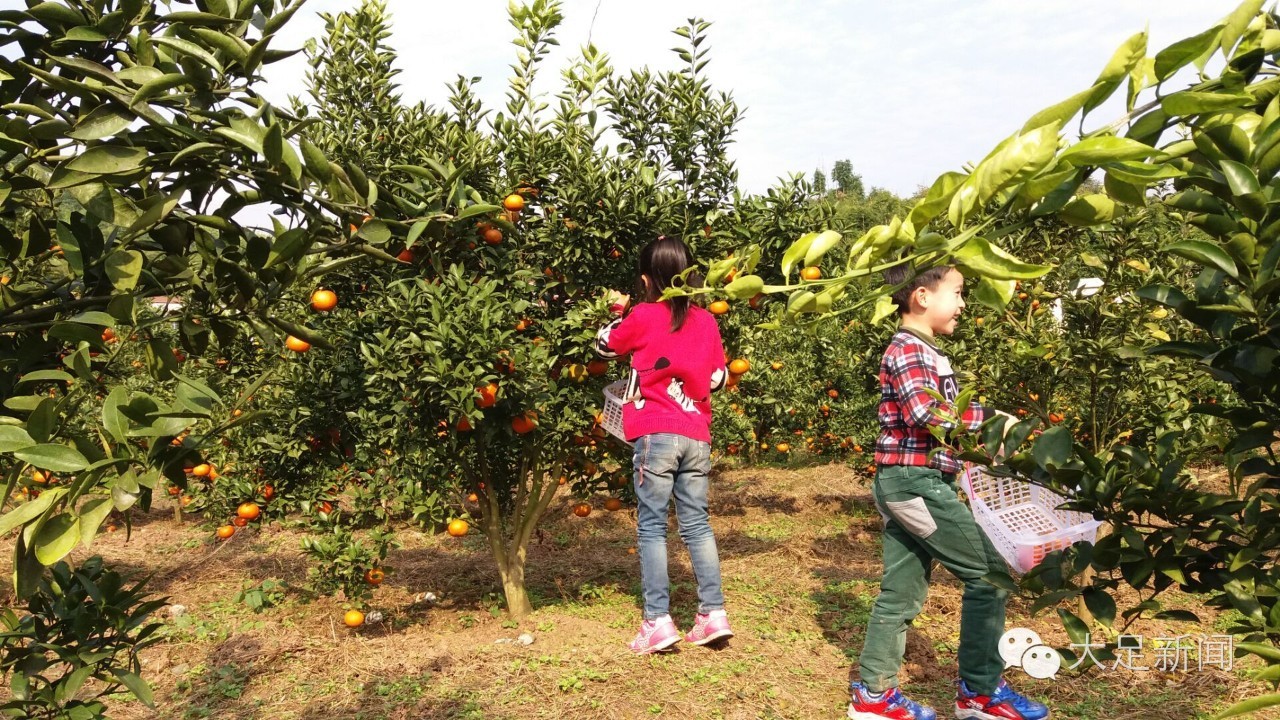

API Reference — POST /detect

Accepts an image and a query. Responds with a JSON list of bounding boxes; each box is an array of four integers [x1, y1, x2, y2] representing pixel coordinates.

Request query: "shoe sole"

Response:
[[631, 634, 680, 655], [848, 706, 934, 720], [686, 628, 734, 646], [956, 708, 1043, 720]]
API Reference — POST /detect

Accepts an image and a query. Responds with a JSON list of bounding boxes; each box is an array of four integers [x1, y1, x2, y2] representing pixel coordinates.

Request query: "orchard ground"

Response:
[[3, 462, 1272, 720]]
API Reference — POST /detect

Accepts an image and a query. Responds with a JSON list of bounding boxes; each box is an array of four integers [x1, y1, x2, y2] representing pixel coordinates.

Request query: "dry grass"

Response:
[[4, 462, 1276, 719]]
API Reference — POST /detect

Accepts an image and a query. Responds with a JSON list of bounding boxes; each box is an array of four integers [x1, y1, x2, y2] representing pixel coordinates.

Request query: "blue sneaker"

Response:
[[955, 678, 1049, 720], [848, 682, 938, 720]]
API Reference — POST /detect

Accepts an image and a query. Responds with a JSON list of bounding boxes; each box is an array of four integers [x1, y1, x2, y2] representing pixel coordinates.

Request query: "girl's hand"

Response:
[[605, 290, 630, 316]]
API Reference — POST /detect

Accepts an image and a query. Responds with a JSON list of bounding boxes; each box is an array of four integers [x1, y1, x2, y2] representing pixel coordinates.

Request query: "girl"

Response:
[[594, 236, 734, 654]]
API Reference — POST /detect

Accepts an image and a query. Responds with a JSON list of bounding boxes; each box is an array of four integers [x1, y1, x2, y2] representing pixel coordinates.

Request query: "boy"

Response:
[[847, 265, 1049, 720]]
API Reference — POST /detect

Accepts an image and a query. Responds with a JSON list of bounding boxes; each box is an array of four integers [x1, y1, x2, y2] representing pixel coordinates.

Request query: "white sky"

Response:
[[261, 1, 1236, 196]]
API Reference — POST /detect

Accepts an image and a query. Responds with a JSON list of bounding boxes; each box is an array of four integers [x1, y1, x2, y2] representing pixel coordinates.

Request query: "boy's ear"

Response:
[[910, 285, 929, 311]]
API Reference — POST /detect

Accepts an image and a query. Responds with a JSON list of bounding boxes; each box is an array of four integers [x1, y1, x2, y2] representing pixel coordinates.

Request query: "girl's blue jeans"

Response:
[[632, 433, 726, 620]]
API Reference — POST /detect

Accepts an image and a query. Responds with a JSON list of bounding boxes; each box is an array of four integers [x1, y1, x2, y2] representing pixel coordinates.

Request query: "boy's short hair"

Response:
[[884, 264, 955, 314]]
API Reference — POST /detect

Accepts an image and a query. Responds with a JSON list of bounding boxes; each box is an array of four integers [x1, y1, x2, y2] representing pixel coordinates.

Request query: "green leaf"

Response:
[[952, 237, 1052, 280], [67, 106, 134, 141], [356, 219, 392, 245], [300, 138, 331, 182], [67, 145, 148, 175], [456, 203, 501, 222], [1166, 240, 1239, 279], [1059, 194, 1117, 226], [102, 387, 129, 444], [104, 250, 144, 291], [1057, 608, 1090, 646], [907, 171, 965, 228], [17, 370, 74, 384], [970, 276, 1016, 310], [264, 228, 311, 269], [725, 274, 765, 300], [1154, 25, 1223, 81], [13, 444, 89, 472], [952, 121, 1062, 226], [870, 295, 898, 325], [113, 670, 156, 707], [76, 496, 114, 548], [803, 230, 842, 267], [1059, 136, 1163, 166], [1212, 694, 1280, 720], [0, 488, 65, 536], [1082, 587, 1117, 628], [32, 512, 80, 566], [1085, 30, 1146, 114], [1161, 91, 1253, 117], [1222, 0, 1266, 59], [151, 35, 222, 73], [132, 72, 189, 103], [781, 232, 818, 279], [0, 426, 36, 453], [1021, 87, 1095, 134], [1032, 426, 1073, 469]]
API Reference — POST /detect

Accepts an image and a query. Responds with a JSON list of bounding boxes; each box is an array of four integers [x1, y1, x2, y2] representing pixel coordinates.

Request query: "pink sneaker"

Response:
[[629, 615, 681, 654], [683, 610, 734, 645]]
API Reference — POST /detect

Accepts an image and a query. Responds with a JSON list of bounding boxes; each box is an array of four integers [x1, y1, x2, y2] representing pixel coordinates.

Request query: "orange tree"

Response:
[[0, 0, 433, 710], [250, 0, 780, 618], [684, 3, 1280, 713]]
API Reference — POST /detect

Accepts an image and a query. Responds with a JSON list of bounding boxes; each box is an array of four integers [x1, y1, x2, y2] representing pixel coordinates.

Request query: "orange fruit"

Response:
[[311, 289, 338, 312], [343, 609, 365, 628], [771, 361, 783, 370], [168, 485, 181, 496], [604, 497, 623, 512], [456, 417, 473, 432], [192, 463, 212, 477], [467, 492, 479, 503], [975, 317, 985, 326], [827, 388, 839, 399], [317, 500, 334, 514], [237, 502, 261, 521], [800, 266, 821, 281], [572, 502, 591, 518], [32, 470, 49, 484], [1049, 412, 1064, 424], [396, 248, 414, 262], [285, 336, 310, 353], [709, 300, 730, 316], [503, 194, 525, 212], [475, 382, 499, 409], [776, 443, 791, 453], [101, 327, 117, 342], [853, 444, 863, 453], [483, 228, 503, 245], [447, 519, 469, 537], [208, 468, 220, 481], [216, 525, 235, 539], [364, 568, 385, 585], [749, 293, 764, 309], [262, 485, 275, 501], [232, 516, 248, 527], [512, 412, 538, 434], [181, 495, 193, 507], [587, 359, 609, 376], [728, 358, 750, 375]]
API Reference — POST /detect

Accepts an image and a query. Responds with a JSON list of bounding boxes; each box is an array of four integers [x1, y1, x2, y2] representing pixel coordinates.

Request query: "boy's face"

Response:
[[916, 268, 966, 335]]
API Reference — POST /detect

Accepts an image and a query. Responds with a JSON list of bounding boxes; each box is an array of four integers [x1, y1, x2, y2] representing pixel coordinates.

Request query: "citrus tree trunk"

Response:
[[478, 448, 562, 620]]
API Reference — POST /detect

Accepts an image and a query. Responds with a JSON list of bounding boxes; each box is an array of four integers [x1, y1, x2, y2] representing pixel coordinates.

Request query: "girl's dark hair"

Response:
[[636, 235, 704, 332]]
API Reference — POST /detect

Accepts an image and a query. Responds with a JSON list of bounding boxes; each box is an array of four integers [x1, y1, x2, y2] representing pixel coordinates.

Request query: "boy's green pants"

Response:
[[857, 465, 1009, 696]]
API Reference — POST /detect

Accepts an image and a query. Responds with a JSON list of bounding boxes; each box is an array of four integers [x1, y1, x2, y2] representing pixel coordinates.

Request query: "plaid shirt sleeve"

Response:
[[885, 339, 985, 431]]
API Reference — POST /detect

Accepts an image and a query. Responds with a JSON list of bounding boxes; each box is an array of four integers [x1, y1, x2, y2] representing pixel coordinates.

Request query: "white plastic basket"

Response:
[[601, 380, 631, 445], [961, 464, 1102, 573]]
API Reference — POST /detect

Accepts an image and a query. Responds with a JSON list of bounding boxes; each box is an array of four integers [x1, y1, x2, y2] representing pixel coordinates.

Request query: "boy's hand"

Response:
[[605, 290, 630, 316]]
